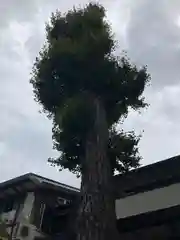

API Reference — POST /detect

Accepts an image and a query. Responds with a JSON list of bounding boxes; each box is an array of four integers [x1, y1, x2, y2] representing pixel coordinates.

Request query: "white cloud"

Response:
[[127, 0, 180, 87], [0, 0, 180, 186]]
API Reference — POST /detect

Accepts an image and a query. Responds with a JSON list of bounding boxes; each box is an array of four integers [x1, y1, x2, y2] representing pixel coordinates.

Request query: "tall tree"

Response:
[[30, 3, 149, 240]]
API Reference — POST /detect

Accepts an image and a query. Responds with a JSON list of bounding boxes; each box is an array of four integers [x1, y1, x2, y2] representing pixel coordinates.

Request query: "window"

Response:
[[3, 199, 14, 213]]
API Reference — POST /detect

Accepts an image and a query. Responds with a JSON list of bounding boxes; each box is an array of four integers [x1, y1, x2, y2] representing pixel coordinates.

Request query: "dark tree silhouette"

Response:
[[30, 3, 150, 240]]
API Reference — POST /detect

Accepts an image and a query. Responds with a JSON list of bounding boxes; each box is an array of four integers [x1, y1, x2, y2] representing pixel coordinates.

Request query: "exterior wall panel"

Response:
[[116, 182, 180, 219]]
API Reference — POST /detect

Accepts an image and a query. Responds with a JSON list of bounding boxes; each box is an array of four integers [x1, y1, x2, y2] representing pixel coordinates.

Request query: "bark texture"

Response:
[[77, 97, 119, 240]]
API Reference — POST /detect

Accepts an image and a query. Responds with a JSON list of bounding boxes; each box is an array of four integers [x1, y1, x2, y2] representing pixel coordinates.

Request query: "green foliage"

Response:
[[30, 2, 150, 176], [49, 126, 141, 176], [108, 128, 141, 174]]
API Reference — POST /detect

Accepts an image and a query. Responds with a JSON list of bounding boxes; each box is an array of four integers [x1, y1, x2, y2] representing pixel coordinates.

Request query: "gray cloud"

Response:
[[0, 0, 180, 185], [0, 1, 38, 28], [127, 0, 180, 87], [121, 0, 180, 166]]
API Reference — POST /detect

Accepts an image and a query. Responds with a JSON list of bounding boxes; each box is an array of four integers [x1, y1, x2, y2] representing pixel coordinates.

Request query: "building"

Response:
[[1, 155, 180, 239], [0, 173, 79, 240], [115, 155, 180, 239]]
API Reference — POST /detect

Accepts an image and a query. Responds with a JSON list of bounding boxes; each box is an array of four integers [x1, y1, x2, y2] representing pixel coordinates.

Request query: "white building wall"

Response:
[[116, 182, 180, 219], [15, 192, 45, 240], [18, 192, 35, 222]]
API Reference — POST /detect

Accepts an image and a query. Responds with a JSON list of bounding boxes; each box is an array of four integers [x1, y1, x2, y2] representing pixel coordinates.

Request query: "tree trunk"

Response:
[[77, 97, 119, 240]]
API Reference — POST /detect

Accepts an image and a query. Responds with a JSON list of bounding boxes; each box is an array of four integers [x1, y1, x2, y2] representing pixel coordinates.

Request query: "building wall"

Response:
[[15, 192, 45, 240], [119, 223, 178, 240], [19, 192, 35, 222], [0, 192, 45, 240], [116, 182, 180, 219]]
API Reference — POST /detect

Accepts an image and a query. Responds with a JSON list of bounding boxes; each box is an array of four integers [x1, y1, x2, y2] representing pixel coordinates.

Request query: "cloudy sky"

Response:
[[0, 0, 180, 186]]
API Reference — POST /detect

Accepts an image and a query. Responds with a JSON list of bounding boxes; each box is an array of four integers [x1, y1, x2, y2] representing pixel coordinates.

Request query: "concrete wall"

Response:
[[19, 192, 35, 222], [15, 192, 45, 240], [116, 182, 180, 219]]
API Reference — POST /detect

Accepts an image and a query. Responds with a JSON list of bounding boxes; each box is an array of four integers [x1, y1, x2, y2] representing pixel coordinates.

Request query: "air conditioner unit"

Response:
[[56, 197, 71, 206], [1, 210, 16, 225]]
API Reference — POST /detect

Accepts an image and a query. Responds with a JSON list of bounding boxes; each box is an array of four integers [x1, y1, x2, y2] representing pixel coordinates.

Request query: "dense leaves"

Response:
[[30, 3, 150, 239], [48, 123, 141, 176], [30, 2, 149, 176]]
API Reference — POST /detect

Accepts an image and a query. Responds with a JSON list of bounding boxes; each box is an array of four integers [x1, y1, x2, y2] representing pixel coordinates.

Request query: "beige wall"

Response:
[[116, 182, 180, 219]]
